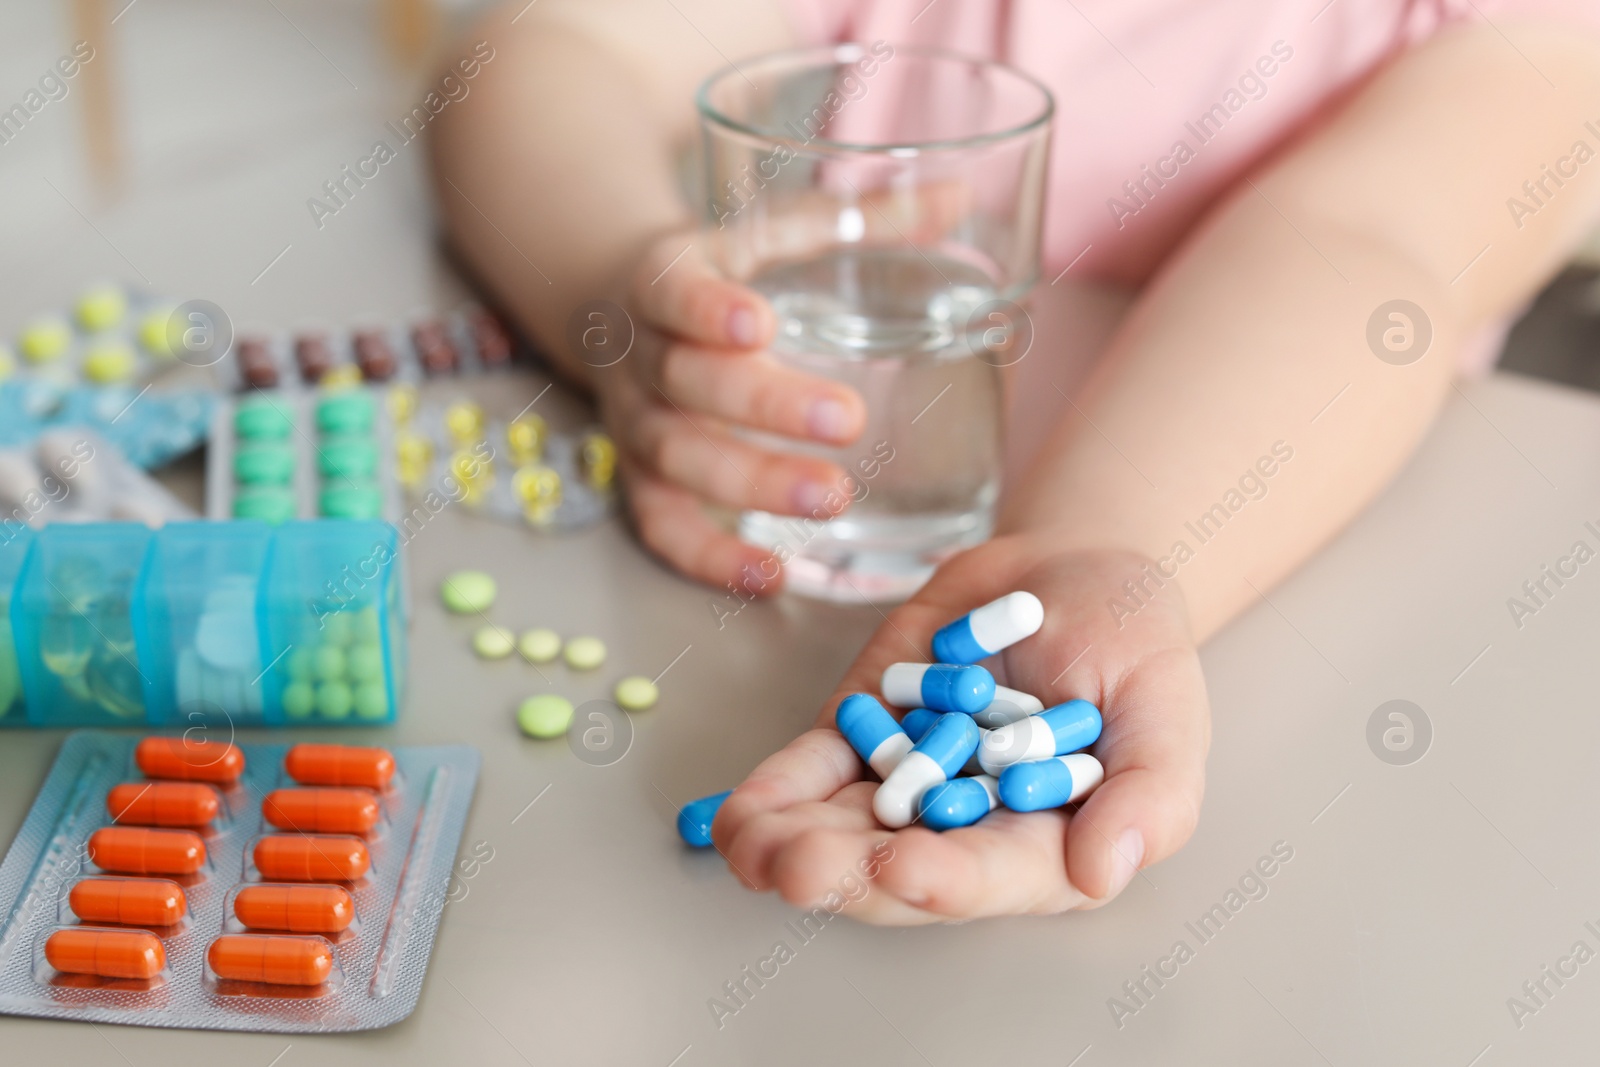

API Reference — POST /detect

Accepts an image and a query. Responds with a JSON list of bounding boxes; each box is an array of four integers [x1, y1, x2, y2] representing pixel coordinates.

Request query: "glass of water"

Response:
[[697, 44, 1053, 602]]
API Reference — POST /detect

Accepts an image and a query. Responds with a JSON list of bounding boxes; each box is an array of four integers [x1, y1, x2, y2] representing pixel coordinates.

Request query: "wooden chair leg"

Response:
[[71, 0, 122, 198], [383, 0, 437, 67]]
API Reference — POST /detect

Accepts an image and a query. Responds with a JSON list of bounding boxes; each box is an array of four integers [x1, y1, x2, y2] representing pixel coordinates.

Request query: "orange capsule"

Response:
[[234, 884, 354, 934], [208, 934, 333, 986], [68, 878, 186, 927], [135, 737, 245, 784], [107, 782, 220, 828], [88, 827, 206, 876], [262, 788, 380, 834], [45, 928, 166, 980], [284, 744, 395, 789], [253, 835, 369, 882]]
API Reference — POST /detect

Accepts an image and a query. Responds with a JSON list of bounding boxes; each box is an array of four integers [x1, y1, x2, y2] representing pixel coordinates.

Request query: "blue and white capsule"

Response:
[[880, 663, 995, 715], [899, 708, 940, 743], [997, 753, 1104, 812], [931, 591, 1045, 665], [918, 774, 1000, 830], [971, 685, 1044, 729], [873, 713, 981, 828], [900, 708, 982, 774], [677, 790, 732, 848], [978, 698, 1102, 775], [835, 693, 915, 778]]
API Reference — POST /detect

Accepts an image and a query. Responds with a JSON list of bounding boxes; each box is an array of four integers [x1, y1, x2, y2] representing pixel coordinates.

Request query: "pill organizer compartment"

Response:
[[10, 523, 154, 726], [0, 521, 404, 727], [139, 522, 272, 727], [257, 520, 404, 726], [0, 526, 33, 725]]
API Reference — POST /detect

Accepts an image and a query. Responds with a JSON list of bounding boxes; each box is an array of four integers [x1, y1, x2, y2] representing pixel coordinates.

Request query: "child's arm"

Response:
[[1006, 19, 1600, 641], [716, 21, 1600, 920], [430, 2, 868, 589]]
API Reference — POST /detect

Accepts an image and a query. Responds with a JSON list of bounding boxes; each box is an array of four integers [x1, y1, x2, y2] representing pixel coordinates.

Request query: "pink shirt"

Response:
[[781, 0, 1600, 291]]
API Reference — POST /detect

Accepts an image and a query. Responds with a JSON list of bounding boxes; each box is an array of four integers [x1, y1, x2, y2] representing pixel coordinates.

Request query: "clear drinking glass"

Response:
[[697, 44, 1053, 602]]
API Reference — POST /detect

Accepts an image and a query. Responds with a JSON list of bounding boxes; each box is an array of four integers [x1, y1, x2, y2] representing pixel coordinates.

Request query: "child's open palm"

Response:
[[714, 537, 1212, 923]]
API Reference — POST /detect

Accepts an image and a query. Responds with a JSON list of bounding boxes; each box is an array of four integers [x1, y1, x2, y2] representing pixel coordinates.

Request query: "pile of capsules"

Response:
[[46, 737, 393, 989], [677, 592, 1104, 846]]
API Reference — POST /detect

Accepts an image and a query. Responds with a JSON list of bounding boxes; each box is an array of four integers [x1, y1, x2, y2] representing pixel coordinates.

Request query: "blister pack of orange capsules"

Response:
[[0, 730, 478, 1032]]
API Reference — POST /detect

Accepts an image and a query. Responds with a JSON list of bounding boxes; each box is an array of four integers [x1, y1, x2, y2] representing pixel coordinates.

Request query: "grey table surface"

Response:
[[3, 3, 1600, 1063], [8, 370, 1600, 1067]]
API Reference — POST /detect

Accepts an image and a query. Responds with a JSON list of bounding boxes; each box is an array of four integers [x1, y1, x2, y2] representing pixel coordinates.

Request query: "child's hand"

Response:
[[594, 231, 866, 590], [713, 537, 1211, 923]]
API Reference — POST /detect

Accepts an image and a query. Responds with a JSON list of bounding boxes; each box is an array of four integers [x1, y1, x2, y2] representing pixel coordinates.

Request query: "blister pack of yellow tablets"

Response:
[[7, 284, 187, 388], [393, 395, 616, 531], [0, 731, 478, 1032]]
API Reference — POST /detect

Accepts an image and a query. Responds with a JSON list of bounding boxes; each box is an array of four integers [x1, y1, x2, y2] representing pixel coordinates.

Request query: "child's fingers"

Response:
[[739, 785, 953, 925], [1065, 652, 1210, 901], [769, 825, 937, 926], [622, 463, 780, 592], [1066, 767, 1199, 904], [629, 237, 773, 350], [713, 728, 864, 862], [724, 781, 878, 891], [866, 811, 1091, 918], [625, 401, 852, 516], [763, 808, 1092, 923], [659, 344, 865, 444]]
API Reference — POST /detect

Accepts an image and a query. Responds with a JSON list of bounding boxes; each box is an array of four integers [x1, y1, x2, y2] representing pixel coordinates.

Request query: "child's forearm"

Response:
[[428, 1, 790, 383], [1003, 21, 1600, 641]]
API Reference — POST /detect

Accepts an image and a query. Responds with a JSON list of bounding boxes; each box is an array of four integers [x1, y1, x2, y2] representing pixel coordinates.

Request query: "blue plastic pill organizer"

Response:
[[0, 520, 406, 727]]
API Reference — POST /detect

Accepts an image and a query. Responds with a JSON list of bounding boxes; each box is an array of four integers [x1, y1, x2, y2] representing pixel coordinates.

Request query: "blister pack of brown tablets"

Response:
[[0, 731, 478, 1032]]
